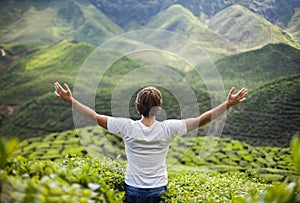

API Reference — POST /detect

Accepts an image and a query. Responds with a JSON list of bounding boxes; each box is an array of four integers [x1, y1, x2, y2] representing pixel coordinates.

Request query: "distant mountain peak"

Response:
[[208, 4, 299, 51]]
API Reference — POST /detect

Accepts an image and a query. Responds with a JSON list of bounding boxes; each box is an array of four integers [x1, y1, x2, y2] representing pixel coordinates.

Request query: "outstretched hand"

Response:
[[226, 87, 248, 109], [54, 82, 72, 104]]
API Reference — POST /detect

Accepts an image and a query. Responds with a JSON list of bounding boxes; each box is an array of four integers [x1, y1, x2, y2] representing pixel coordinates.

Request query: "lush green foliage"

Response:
[[1, 135, 299, 202], [163, 170, 270, 202], [8, 126, 296, 185], [232, 135, 300, 203], [1, 155, 126, 203], [0, 138, 19, 169]]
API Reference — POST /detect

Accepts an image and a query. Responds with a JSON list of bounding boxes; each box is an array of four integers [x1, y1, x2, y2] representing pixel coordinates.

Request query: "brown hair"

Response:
[[135, 86, 162, 117]]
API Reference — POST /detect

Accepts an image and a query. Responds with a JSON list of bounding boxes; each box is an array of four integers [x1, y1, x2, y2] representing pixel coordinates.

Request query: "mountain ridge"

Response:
[[0, 1, 123, 45], [0, 0, 298, 53], [146, 4, 238, 60], [208, 4, 299, 51]]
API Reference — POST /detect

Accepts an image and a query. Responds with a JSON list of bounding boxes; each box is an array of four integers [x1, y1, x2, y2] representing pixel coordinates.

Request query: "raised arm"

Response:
[[54, 82, 108, 129], [185, 87, 248, 132]]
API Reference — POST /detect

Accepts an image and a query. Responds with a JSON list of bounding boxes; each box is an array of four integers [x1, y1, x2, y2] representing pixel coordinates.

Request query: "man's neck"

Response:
[[141, 116, 156, 127]]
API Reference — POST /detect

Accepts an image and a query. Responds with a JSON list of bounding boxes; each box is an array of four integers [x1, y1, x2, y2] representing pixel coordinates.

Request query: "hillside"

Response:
[[1, 0, 298, 58], [0, 39, 95, 104], [208, 5, 299, 51], [223, 74, 300, 147], [0, 1, 123, 45], [0, 39, 212, 139], [215, 43, 300, 91], [1, 42, 299, 145], [88, 0, 299, 32], [146, 4, 238, 60]]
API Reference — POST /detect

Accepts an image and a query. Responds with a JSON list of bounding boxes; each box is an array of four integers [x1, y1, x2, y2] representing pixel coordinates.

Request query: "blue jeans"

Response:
[[125, 183, 167, 203]]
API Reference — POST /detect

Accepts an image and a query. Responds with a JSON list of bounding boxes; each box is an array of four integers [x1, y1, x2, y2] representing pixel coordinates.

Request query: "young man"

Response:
[[54, 82, 247, 203]]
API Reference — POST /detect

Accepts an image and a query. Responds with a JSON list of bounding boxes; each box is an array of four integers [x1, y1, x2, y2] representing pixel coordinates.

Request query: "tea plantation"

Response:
[[1, 128, 299, 202]]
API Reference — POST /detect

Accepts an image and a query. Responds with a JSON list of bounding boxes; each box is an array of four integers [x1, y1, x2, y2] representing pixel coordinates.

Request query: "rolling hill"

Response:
[[88, 0, 300, 33], [223, 74, 300, 147], [215, 43, 300, 91], [146, 4, 238, 60], [1, 38, 212, 139], [1, 41, 299, 145], [0, 1, 123, 45], [0, 39, 95, 105], [1, 0, 298, 60], [208, 5, 299, 51]]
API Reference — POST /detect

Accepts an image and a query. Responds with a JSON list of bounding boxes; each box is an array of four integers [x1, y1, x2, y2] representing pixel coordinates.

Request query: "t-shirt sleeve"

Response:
[[107, 116, 120, 134], [165, 119, 187, 140], [107, 117, 131, 137]]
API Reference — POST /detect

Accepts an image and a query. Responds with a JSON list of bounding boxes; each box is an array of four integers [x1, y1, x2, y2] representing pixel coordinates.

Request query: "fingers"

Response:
[[54, 90, 60, 97], [227, 87, 248, 107], [54, 82, 69, 96], [64, 83, 71, 93], [239, 88, 248, 98], [55, 82, 64, 91], [228, 87, 235, 96], [240, 97, 247, 102], [236, 87, 247, 96], [236, 88, 248, 102]]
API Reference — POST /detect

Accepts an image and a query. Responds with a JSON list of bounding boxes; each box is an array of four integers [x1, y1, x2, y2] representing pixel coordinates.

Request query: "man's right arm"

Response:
[[185, 87, 247, 133], [54, 82, 108, 129]]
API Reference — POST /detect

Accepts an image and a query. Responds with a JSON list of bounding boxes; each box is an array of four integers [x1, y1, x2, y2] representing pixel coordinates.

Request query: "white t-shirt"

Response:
[[107, 117, 187, 188]]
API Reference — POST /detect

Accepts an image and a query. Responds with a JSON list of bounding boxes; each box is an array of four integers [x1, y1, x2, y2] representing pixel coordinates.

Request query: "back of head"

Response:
[[135, 86, 162, 118]]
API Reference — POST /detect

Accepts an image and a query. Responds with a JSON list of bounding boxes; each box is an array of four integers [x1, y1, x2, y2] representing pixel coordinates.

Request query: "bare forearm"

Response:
[[185, 101, 228, 132], [69, 98, 98, 124], [68, 98, 108, 129], [199, 101, 228, 126], [54, 82, 108, 129], [184, 87, 247, 133]]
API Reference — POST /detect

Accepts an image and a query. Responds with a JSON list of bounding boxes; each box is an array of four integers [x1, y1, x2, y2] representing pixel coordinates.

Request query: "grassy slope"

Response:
[[186, 43, 300, 147], [145, 4, 238, 61], [0, 1, 123, 45], [216, 43, 300, 91], [208, 5, 299, 51], [1, 42, 299, 147], [0, 39, 95, 104], [1, 39, 211, 139], [223, 74, 300, 147]]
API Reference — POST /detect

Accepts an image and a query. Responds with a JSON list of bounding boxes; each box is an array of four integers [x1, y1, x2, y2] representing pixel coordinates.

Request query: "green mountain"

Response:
[[0, 1, 123, 45], [0, 1, 298, 58], [223, 74, 300, 147], [0, 38, 212, 139], [216, 43, 300, 91], [0, 39, 95, 104], [146, 4, 238, 61], [88, 0, 299, 33], [208, 5, 299, 51]]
